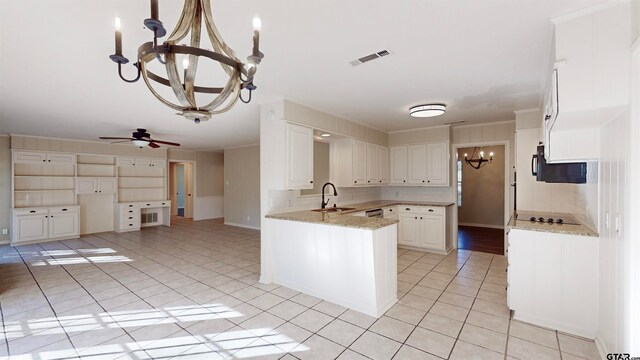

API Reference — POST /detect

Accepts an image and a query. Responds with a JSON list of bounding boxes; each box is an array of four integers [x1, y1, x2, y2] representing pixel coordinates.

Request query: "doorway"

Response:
[[169, 162, 194, 218], [455, 144, 506, 255]]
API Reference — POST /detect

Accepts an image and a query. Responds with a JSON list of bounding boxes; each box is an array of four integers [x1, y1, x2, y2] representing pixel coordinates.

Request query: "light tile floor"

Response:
[[0, 218, 601, 359]]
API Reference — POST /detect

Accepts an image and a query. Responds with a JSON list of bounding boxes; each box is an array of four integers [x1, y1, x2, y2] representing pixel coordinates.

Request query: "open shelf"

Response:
[[15, 189, 75, 192]]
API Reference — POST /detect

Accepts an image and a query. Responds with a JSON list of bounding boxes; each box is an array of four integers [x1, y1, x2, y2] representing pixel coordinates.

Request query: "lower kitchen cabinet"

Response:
[[11, 206, 80, 245], [397, 205, 451, 254], [507, 228, 598, 338]]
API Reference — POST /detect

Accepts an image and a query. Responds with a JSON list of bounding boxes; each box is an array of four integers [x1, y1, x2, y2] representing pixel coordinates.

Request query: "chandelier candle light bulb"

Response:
[[150, 0, 159, 21], [114, 17, 122, 56], [252, 15, 261, 59]]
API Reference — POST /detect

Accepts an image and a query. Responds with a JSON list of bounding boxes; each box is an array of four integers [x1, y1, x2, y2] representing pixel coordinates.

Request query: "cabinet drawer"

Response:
[[13, 208, 48, 215], [120, 222, 140, 229], [140, 202, 155, 209], [121, 214, 140, 222], [155, 201, 170, 207], [398, 206, 444, 215], [49, 206, 78, 214], [119, 203, 139, 210]]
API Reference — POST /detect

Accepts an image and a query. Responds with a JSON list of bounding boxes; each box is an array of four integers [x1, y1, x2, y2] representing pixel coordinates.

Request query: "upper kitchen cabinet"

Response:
[[390, 142, 449, 186], [543, 2, 631, 163], [285, 123, 314, 189], [335, 138, 389, 186]]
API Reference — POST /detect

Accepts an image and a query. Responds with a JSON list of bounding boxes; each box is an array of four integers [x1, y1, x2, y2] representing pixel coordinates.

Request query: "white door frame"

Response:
[[168, 160, 197, 219], [627, 36, 640, 354], [453, 140, 512, 255]]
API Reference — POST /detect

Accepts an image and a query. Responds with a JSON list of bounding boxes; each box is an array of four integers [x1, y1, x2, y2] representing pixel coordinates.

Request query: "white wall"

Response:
[[0, 135, 10, 243], [224, 145, 260, 229]]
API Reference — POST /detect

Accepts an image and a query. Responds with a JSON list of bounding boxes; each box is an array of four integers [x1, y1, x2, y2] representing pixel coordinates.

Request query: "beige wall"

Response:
[[195, 151, 224, 197], [168, 149, 196, 161], [457, 146, 505, 227], [11, 135, 168, 158], [301, 141, 330, 196], [224, 145, 260, 229], [284, 100, 388, 145], [388, 125, 450, 145], [0, 136, 10, 243]]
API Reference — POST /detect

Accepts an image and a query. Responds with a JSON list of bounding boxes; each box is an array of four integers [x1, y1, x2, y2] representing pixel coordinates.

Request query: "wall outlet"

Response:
[[1, 228, 7, 235]]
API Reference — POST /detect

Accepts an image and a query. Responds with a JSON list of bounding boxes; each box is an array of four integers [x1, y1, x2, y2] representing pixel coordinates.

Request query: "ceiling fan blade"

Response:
[[99, 137, 134, 140], [110, 140, 131, 144], [148, 142, 161, 149], [148, 139, 181, 147]]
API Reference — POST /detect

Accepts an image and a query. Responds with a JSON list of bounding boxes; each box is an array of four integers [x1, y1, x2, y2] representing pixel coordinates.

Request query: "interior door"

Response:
[[185, 163, 194, 219], [169, 163, 178, 215]]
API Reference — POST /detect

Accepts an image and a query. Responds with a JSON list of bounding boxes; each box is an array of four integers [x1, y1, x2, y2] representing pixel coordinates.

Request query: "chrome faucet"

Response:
[[321, 182, 338, 209]]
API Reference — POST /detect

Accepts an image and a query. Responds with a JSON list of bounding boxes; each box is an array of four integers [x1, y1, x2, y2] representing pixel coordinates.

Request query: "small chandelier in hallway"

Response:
[[464, 147, 493, 170]]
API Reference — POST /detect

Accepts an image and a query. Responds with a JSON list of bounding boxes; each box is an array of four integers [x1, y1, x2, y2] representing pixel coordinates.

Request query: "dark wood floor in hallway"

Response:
[[457, 225, 504, 255]]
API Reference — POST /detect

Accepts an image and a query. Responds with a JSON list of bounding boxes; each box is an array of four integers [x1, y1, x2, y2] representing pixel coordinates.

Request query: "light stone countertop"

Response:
[[265, 200, 454, 230], [507, 211, 599, 237]]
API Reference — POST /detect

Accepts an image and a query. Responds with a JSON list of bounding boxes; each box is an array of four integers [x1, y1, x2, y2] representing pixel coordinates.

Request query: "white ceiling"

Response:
[[0, 0, 606, 150]]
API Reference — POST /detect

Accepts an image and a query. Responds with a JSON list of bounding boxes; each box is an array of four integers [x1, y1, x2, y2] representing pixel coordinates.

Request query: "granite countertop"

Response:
[[265, 200, 454, 230], [507, 211, 599, 237]]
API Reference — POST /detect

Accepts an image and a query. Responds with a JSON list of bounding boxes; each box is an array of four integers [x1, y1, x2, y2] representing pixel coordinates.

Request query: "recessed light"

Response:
[[321, 133, 331, 137], [409, 104, 446, 118]]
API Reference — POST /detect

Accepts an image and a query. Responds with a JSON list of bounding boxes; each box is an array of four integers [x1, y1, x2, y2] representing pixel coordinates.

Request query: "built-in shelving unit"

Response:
[[117, 157, 166, 202], [12, 153, 77, 208]]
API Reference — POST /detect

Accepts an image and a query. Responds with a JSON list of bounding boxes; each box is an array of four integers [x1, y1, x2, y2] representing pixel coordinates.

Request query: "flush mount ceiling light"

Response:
[[109, 0, 264, 124], [409, 104, 446, 118]]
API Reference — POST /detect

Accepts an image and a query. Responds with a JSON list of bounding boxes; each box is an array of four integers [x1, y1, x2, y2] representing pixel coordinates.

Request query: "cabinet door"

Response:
[[49, 212, 79, 239], [366, 143, 379, 184], [398, 214, 419, 246], [16, 215, 49, 242], [46, 153, 76, 163], [286, 123, 314, 189], [420, 215, 444, 249], [426, 142, 449, 185], [98, 178, 117, 194], [13, 151, 48, 163], [390, 146, 407, 184], [151, 159, 166, 168], [379, 146, 389, 184], [76, 178, 97, 194], [117, 157, 135, 167], [134, 157, 151, 167], [353, 140, 367, 185], [407, 144, 426, 184]]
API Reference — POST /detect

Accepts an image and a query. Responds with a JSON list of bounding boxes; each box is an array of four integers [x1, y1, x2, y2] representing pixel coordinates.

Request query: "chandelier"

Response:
[[109, 0, 263, 124], [464, 148, 494, 170]]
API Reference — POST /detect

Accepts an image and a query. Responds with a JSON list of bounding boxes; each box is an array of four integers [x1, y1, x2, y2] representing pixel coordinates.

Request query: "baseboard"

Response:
[[458, 222, 505, 229], [0, 239, 10, 245], [224, 222, 260, 230]]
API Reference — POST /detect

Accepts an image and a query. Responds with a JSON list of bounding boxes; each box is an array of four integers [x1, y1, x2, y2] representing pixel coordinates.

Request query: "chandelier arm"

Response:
[[201, 0, 240, 76], [164, 52, 196, 108], [118, 62, 142, 83], [199, 69, 240, 111], [184, 1, 202, 106], [239, 89, 252, 104], [153, 33, 168, 65], [140, 62, 186, 112], [208, 84, 241, 115], [165, 0, 196, 45]]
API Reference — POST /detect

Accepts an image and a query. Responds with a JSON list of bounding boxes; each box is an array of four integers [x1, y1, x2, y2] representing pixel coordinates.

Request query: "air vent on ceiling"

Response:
[[350, 49, 392, 66]]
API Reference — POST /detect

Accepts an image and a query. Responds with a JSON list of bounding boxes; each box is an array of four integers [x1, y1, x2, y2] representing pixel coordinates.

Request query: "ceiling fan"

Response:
[[99, 128, 180, 148]]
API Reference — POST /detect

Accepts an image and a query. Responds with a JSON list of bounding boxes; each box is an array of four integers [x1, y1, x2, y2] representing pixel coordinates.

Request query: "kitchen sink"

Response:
[[311, 207, 356, 213]]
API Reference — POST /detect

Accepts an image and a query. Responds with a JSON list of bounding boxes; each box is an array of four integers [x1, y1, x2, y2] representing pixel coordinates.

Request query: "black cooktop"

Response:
[[515, 212, 580, 225]]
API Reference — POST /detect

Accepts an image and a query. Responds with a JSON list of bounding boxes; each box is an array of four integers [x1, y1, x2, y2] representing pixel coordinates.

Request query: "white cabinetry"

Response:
[[507, 228, 598, 338], [76, 178, 116, 195], [543, 2, 630, 162], [13, 151, 76, 164], [382, 206, 397, 220], [335, 139, 389, 187], [285, 123, 314, 189], [11, 206, 80, 245], [390, 142, 449, 186], [115, 201, 171, 232], [397, 206, 450, 254]]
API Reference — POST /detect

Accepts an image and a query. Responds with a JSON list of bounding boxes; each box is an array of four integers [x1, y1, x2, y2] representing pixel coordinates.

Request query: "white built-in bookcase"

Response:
[[116, 157, 166, 202]]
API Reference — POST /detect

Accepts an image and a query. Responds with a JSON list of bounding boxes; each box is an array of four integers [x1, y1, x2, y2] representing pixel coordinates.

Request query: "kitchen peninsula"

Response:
[[264, 201, 453, 317]]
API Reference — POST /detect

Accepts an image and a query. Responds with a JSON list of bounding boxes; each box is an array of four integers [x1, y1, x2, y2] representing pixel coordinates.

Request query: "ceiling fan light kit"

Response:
[[99, 128, 180, 148], [409, 104, 446, 118], [109, 0, 264, 124]]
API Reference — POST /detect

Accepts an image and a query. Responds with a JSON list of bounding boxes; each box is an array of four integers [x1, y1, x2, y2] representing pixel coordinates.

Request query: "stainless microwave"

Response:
[[532, 145, 587, 184]]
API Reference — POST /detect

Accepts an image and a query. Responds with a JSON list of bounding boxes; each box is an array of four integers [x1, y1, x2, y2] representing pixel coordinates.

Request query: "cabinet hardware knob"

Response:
[[42, 160, 46, 162], [310, 181, 313, 183], [415, 217, 417, 219], [379, 180, 382, 183], [368, 180, 370, 183], [420, 217, 423, 219], [62, 209, 67, 211], [45, 216, 48, 218], [30, 210, 36, 213], [389, 209, 393, 211], [94, 191, 97, 193], [428, 180, 431, 183], [354, 181, 357, 183], [405, 208, 410, 211], [422, 180, 425, 182], [428, 209, 434, 212], [51, 215, 53, 218], [403, 180, 406, 182]]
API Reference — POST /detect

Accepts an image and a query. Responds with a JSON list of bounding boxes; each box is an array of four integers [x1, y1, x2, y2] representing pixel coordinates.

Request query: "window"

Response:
[[457, 160, 462, 206]]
